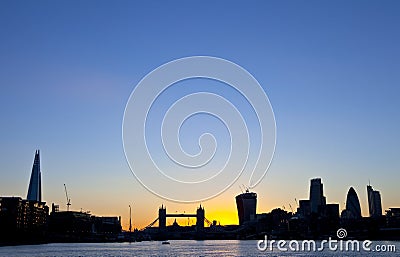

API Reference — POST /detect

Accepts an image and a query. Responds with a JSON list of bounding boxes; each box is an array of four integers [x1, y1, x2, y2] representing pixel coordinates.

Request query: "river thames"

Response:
[[0, 240, 398, 256]]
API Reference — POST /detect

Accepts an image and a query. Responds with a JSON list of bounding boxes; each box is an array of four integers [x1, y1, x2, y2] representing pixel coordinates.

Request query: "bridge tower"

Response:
[[196, 204, 205, 231], [159, 204, 166, 230]]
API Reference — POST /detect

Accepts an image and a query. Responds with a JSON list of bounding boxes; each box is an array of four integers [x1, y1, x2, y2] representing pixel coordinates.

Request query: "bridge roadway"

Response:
[[165, 214, 197, 218]]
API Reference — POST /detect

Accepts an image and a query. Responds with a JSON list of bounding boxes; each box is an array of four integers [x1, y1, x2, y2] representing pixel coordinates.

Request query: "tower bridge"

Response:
[[141, 204, 212, 231], [159, 204, 205, 230]]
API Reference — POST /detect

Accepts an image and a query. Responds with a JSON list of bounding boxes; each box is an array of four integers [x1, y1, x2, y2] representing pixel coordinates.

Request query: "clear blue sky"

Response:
[[0, 1, 399, 228]]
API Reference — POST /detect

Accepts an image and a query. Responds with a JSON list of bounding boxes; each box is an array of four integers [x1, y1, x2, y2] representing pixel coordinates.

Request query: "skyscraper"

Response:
[[367, 184, 382, 218], [309, 178, 326, 214], [235, 190, 257, 225], [27, 150, 42, 202], [343, 187, 362, 219]]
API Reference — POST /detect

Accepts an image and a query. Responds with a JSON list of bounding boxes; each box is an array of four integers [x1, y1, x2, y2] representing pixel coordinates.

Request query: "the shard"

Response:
[[27, 150, 42, 202]]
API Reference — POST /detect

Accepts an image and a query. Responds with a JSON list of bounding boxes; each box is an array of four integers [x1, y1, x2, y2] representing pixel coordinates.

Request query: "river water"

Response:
[[0, 240, 398, 256]]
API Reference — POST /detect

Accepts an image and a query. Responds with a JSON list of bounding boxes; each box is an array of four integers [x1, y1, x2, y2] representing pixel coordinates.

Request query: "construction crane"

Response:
[[64, 184, 71, 211], [289, 204, 294, 213]]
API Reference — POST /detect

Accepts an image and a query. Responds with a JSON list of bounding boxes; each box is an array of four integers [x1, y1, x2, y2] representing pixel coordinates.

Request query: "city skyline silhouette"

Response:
[[0, 1, 399, 231]]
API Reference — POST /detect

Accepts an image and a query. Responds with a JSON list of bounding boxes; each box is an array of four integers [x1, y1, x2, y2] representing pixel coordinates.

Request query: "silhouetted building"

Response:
[[292, 179, 341, 237], [51, 203, 59, 213], [342, 187, 362, 220], [48, 210, 92, 235], [386, 208, 400, 228], [48, 206, 121, 240], [0, 197, 28, 236], [92, 216, 122, 234], [27, 150, 42, 202], [0, 197, 48, 240], [367, 184, 382, 218], [325, 203, 339, 220], [235, 190, 257, 225], [297, 200, 311, 218], [309, 178, 326, 214]]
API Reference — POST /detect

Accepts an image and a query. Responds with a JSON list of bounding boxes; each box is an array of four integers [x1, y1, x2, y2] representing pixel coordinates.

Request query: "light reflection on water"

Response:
[[0, 240, 398, 257]]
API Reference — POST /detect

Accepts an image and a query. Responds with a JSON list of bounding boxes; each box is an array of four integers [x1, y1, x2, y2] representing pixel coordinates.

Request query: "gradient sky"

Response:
[[1, 1, 399, 230]]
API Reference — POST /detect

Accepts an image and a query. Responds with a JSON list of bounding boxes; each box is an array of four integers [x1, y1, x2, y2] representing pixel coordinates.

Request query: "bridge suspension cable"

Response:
[[140, 218, 159, 231], [204, 217, 213, 226]]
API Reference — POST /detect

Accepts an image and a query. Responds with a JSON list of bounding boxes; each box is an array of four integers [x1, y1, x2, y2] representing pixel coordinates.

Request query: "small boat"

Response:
[[162, 241, 170, 245]]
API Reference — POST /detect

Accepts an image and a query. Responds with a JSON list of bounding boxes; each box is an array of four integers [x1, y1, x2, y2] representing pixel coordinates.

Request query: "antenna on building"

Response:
[[239, 185, 244, 193]]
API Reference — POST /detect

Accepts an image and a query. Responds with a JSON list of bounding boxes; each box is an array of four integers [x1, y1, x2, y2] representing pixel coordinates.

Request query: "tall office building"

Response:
[[309, 178, 326, 214], [367, 184, 382, 218], [235, 190, 257, 225], [344, 187, 362, 219], [27, 150, 42, 202]]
